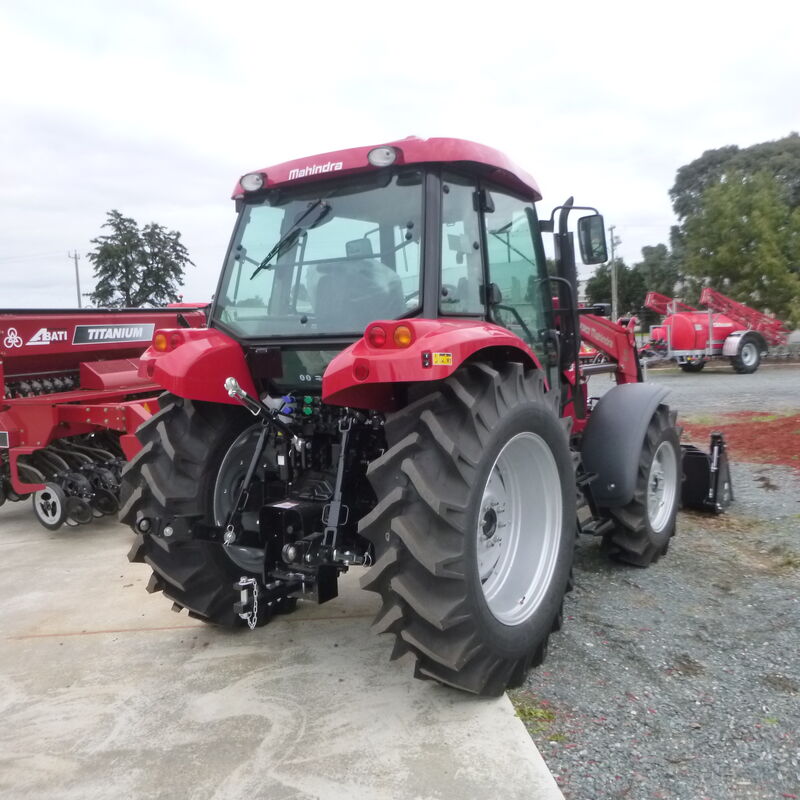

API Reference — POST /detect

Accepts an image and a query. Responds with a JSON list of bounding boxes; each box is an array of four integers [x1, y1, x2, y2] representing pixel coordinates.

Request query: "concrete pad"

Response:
[[0, 501, 562, 800]]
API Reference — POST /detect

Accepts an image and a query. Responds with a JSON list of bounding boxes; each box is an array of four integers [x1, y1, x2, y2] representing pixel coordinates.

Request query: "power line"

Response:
[[68, 250, 82, 308], [0, 252, 64, 263]]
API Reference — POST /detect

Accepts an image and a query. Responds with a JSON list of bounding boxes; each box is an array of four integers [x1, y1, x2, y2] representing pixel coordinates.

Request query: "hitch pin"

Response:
[[225, 377, 263, 416], [224, 377, 301, 445]]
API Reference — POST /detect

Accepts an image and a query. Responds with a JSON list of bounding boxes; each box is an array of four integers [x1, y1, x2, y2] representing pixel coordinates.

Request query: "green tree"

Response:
[[585, 259, 646, 316], [88, 210, 193, 308], [632, 244, 679, 297], [670, 132, 800, 220], [682, 171, 800, 325]]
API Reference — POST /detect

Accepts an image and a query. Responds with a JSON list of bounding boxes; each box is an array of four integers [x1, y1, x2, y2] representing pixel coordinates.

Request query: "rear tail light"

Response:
[[153, 332, 169, 352], [393, 325, 413, 347], [353, 360, 370, 381], [367, 325, 387, 348], [152, 330, 184, 353]]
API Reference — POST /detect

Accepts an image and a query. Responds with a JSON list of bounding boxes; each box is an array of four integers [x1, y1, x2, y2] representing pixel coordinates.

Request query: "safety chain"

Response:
[[237, 576, 259, 630]]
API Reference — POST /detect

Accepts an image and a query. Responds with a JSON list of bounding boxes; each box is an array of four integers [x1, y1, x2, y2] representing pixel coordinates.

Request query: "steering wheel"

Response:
[[440, 284, 461, 304]]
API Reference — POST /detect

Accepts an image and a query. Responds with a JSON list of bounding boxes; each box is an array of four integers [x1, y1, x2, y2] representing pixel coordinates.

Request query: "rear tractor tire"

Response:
[[731, 333, 762, 374], [359, 362, 575, 696], [119, 394, 278, 627], [605, 405, 680, 567]]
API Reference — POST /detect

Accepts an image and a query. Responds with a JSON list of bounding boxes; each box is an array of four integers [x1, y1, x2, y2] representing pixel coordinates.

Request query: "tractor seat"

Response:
[[315, 260, 405, 333]]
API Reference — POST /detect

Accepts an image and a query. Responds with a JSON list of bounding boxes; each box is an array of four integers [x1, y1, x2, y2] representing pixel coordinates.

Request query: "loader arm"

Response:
[[578, 313, 641, 383]]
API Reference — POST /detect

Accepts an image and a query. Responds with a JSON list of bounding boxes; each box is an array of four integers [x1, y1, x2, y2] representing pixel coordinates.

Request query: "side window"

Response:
[[222, 204, 283, 313], [483, 189, 551, 354], [440, 173, 484, 314]]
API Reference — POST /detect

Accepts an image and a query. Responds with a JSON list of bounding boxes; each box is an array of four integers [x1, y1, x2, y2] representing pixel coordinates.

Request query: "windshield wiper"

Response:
[[488, 226, 536, 268], [250, 199, 331, 280]]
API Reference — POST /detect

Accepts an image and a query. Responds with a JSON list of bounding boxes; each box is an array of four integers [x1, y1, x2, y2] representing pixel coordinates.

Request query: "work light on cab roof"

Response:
[[367, 146, 397, 167], [240, 172, 266, 192]]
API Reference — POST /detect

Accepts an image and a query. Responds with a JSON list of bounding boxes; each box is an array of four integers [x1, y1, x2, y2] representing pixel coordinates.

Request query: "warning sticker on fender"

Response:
[[432, 352, 453, 366]]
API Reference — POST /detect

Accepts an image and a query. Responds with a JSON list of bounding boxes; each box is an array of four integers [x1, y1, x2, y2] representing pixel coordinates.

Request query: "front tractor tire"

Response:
[[119, 394, 266, 627], [359, 363, 575, 696], [605, 406, 680, 567]]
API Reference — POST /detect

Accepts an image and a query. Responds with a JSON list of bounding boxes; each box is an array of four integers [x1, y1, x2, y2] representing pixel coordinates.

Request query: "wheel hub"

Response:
[[476, 432, 562, 626], [35, 489, 62, 522], [213, 425, 268, 531], [646, 440, 678, 533], [481, 506, 498, 538], [741, 342, 757, 367]]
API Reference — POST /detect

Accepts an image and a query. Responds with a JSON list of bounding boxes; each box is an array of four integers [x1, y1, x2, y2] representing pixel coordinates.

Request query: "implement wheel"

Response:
[[119, 394, 276, 627], [679, 358, 705, 373], [605, 405, 680, 566], [731, 333, 761, 374], [32, 483, 68, 530], [359, 362, 574, 696]]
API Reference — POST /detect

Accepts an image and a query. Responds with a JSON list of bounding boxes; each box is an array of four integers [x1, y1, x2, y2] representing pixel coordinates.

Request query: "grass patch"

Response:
[[509, 690, 558, 736], [768, 545, 800, 570]]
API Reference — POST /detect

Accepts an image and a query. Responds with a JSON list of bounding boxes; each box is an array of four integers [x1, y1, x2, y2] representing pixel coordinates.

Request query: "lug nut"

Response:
[[282, 544, 298, 563], [136, 518, 152, 533], [163, 525, 174, 537]]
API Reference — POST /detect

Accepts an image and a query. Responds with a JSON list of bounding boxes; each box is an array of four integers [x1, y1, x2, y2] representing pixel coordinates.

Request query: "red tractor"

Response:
[[120, 137, 683, 695]]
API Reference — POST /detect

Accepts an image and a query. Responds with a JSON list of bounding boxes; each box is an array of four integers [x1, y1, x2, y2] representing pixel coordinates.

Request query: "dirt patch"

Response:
[[681, 511, 799, 576], [667, 652, 706, 677], [680, 411, 800, 471], [761, 673, 799, 694]]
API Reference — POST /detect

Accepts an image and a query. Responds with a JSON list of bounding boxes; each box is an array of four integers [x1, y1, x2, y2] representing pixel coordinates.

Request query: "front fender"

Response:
[[322, 319, 541, 410], [581, 383, 670, 507], [139, 328, 257, 404]]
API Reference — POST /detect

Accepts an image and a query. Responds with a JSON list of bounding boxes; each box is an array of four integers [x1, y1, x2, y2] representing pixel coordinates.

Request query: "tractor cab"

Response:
[[208, 138, 606, 400]]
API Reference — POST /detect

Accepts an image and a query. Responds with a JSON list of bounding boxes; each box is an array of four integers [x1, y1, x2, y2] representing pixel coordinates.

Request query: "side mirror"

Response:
[[577, 214, 608, 264]]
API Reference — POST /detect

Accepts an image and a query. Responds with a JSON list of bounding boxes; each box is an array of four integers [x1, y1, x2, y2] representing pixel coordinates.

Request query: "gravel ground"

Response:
[[513, 363, 800, 799]]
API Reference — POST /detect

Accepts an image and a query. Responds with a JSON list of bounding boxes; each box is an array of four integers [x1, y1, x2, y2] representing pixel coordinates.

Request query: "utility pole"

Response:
[[609, 225, 618, 321], [68, 251, 82, 308]]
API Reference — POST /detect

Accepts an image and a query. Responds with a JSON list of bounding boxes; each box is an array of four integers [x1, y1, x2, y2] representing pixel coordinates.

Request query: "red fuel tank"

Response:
[[661, 311, 738, 351]]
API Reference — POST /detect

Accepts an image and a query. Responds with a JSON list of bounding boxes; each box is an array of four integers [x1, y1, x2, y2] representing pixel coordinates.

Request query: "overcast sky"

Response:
[[1, 0, 798, 307]]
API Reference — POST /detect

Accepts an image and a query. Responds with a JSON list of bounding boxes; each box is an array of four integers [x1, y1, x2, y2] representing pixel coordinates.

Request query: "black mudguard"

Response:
[[581, 383, 670, 508]]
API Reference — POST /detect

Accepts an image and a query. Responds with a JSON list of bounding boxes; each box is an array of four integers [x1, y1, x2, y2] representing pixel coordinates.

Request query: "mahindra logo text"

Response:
[[288, 161, 344, 180]]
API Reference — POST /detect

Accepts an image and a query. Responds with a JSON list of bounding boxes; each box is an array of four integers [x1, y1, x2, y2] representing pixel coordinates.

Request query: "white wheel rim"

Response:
[[647, 441, 678, 533], [477, 432, 562, 626], [34, 487, 62, 524], [741, 342, 757, 367]]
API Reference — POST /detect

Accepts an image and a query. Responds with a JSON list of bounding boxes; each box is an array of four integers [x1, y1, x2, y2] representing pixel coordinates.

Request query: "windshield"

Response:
[[212, 170, 423, 337]]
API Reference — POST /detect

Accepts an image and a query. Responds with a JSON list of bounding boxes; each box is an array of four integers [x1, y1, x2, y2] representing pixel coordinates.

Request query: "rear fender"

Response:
[[139, 328, 257, 404], [581, 383, 670, 507], [322, 319, 542, 410], [722, 330, 767, 357]]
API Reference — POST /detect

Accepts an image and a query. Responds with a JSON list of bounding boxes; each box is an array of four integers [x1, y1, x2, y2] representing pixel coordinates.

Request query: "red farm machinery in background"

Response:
[[642, 288, 792, 373], [0, 306, 206, 528]]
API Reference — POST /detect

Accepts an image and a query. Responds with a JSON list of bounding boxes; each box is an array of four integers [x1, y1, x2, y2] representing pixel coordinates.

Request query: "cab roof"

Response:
[[233, 136, 542, 201]]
